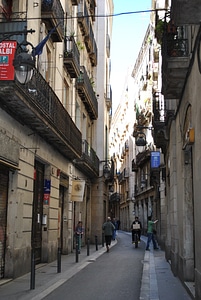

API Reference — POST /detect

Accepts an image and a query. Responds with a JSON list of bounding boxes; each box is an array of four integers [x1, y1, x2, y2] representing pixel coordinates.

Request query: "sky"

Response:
[[110, 0, 151, 112]]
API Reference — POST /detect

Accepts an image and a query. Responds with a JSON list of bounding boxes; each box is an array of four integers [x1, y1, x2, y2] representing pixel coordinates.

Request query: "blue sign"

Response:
[[151, 151, 160, 168], [44, 179, 51, 194]]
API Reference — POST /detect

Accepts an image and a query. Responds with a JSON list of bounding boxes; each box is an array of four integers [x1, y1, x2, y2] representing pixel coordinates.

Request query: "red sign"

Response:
[[0, 41, 17, 80], [43, 194, 50, 205]]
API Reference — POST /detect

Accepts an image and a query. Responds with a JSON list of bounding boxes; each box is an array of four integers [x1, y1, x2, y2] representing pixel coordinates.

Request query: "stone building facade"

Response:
[[0, 0, 114, 280], [153, 0, 201, 298]]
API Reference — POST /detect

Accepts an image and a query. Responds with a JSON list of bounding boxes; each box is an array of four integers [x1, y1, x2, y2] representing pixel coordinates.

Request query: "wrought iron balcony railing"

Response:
[[136, 150, 150, 166], [164, 36, 188, 58], [74, 140, 99, 177], [171, 0, 201, 25], [106, 84, 112, 110], [41, 0, 64, 42], [84, 20, 97, 66], [77, 1, 97, 66], [106, 33, 111, 57], [71, 0, 79, 5], [64, 36, 80, 78], [152, 92, 169, 152], [88, 30, 98, 67], [81, 139, 99, 172], [0, 20, 27, 45], [89, 0, 96, 21], [152, 92, 166, 123], [0, 70, 82, 160], [76, 66, 98, 120], [161, 24, 190, 100], [118, 170, 126, 185], [77, 1, 89, 36], [109, 192, 121, 202], [0, 9, 27, 22], [132, 159, 138, 172]]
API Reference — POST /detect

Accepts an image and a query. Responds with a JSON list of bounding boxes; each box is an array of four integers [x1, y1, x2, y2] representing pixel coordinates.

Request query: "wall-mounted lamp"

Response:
[[103, 163, 111, 180], [13, 28, 36, 84], [13, 51, 35, 84], [0, 27, 36, 84], [135, 131, 147, 153], [100, 160, 112, 181], [135, 132, 147, 147]]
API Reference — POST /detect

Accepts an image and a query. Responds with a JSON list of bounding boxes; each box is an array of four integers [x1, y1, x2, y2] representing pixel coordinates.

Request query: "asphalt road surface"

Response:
[[44, 231, 145, 300]]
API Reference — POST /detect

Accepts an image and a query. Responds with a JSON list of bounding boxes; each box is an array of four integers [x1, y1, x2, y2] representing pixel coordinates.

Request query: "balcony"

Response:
[[83, 18, 97, 66], [152, 92, 168, 152], [171, 0, 201, 25], [118, 168, 128, 185], [76, 66, 98, 120], [0, 70, 82, 160], [77, 1, 97, 66], [64, 37, 80, 78], [77, 1, 89, 36], [106, 84, 112, 110], [125, 140, 129, 152], [109, 192, 121, 203], [106, 34, 111, 57], [88, 33, 98, 67], [41, 0, 64, 42], [71, 0, 79, 5], [124, 168, 129, 178], [89, 0, 96, 21], [0, 20, 27, 46], [161, 25, 189, 100], [0, 6, 27, 22], [132, 159, 138, 172], [73, 140, 99, 178], [136, 150, 150, 166]]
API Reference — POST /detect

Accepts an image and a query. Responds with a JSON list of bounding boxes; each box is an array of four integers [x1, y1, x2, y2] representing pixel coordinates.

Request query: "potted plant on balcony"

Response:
[[155, 19, 165, 45], [77, 40, 84, 51]]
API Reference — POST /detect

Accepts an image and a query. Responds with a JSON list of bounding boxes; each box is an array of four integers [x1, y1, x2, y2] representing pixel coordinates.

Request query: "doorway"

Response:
[[32, 160, 44, 264], [0, 165, 9, 278]]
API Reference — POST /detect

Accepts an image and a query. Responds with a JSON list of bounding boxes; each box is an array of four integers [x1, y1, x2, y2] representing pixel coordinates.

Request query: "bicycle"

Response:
[[132, 223, 141, 248], [132, 230, 140, 248]]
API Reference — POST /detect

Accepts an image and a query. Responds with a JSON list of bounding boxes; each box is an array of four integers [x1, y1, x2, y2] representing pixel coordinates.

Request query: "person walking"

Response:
[[112, 218, 118, 240], [146, 216, 159, 251], [102, 217, 115, 252], [75, 221, 84, 254], [117, 219, 121, 230]]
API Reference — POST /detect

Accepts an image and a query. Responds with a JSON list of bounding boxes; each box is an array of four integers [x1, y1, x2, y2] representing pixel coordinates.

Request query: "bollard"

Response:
[[57, 247, 61, 273], [102, 232, 104, 247], [30, 248, 35, 290], [87, 238, 90, 256], [75, 235, 79, 263], [95, 235, 98, 251]]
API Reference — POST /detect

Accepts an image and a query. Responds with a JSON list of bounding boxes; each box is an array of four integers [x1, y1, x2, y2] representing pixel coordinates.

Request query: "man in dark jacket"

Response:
[[131, 216, 142, 243], [102, 217, 115, 252]]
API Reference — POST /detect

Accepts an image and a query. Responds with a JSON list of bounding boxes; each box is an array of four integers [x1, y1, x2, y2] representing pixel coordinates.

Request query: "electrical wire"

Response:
[[0, 8, 167, 22]]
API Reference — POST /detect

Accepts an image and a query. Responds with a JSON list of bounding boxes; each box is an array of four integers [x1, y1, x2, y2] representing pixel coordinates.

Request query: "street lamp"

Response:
[[0, 27, 36, 84], [135, 131, 147, 153], [135, 132, 147, 147], [100, 160, 113, 181], [103, 163, 111, 180], [13, 51, 35, 84]]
